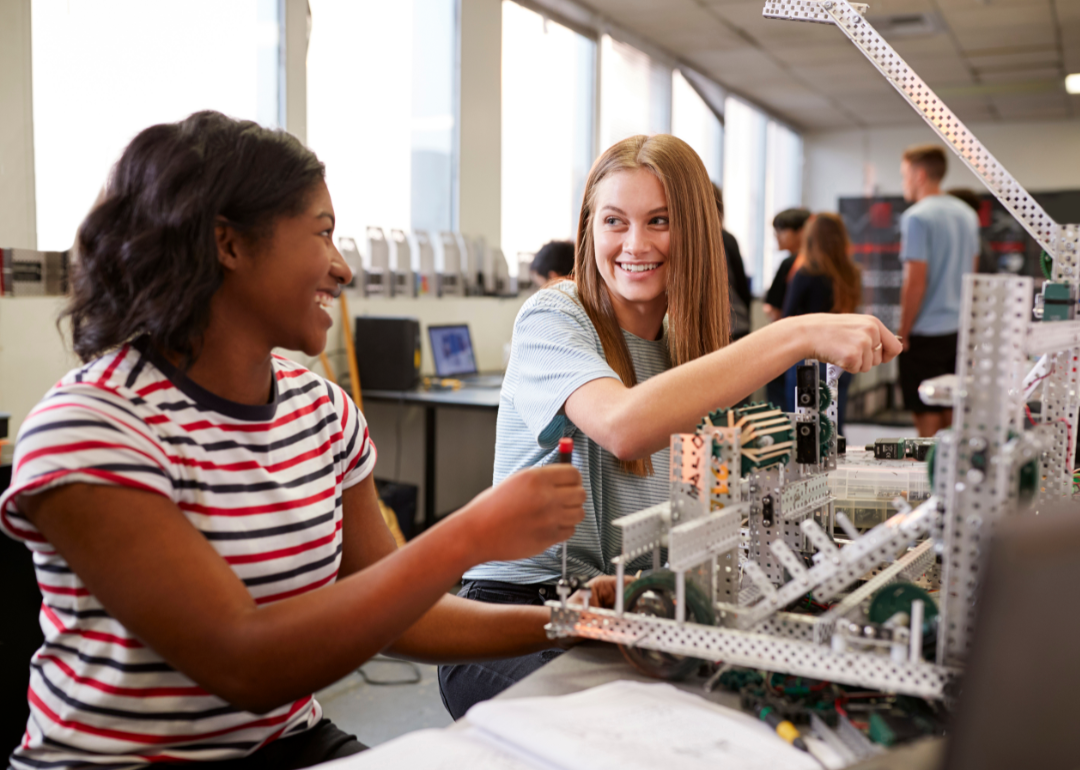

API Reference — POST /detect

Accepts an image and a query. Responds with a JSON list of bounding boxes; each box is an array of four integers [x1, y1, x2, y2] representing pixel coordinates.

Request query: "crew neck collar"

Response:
[[622, 316, 668, 345], [134, 336, 280, 422]]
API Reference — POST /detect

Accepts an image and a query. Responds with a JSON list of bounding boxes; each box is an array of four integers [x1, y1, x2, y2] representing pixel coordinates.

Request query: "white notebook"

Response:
[[319, 680, 822, 770]]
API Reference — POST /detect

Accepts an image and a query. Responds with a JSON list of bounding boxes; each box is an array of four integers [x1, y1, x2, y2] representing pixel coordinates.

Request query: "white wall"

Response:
[[804, 119, 1080, 213]]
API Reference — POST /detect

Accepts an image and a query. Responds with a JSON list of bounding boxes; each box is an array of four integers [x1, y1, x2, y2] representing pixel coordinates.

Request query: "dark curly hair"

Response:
[[64, 110, 325, 365]]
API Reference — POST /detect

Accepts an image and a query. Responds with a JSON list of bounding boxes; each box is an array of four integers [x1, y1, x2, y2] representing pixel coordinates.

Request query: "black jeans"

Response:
[[438, 580, 564, 720], [154, 720, 365, 769]]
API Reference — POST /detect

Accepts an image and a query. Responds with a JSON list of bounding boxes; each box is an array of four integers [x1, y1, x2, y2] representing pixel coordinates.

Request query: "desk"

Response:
[[491, 642, 944, 770], [362, 386, 501, 532]]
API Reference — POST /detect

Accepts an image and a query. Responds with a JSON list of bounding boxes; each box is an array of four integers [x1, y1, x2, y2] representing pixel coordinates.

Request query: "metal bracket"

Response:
[[547, 602, 956, 699]]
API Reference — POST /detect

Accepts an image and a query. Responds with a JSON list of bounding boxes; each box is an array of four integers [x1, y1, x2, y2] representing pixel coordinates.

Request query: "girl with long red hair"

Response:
[[439, 134, 900, 717]]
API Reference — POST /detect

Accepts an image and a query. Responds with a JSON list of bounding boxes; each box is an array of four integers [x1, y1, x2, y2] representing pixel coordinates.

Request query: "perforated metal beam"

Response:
[[762, 0, 1080, 271], [547, 603, 955, 699]]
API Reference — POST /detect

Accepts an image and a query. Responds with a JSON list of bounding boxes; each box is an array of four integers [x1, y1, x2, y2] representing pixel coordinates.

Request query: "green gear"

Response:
[[819, 414, 834, 457], [701, 401, 794, 475], [1041, 250, 1054, 280], [817, 382, 835, 458], [819, 381, 833, 408], [869, 582, 938, 657], [619, 570, 715, 681]]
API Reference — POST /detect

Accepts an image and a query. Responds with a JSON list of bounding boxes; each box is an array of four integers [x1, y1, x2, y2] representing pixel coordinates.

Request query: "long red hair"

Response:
[[574, 135, 730, 476], [804, 213, 861, 314]]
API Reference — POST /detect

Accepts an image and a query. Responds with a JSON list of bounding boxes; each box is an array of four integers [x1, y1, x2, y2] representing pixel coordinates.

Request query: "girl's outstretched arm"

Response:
[[565, 313, 900, 461]]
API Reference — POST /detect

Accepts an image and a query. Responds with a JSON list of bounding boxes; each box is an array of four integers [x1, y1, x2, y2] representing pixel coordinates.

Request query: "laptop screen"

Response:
[[428, 325, 478, 377]]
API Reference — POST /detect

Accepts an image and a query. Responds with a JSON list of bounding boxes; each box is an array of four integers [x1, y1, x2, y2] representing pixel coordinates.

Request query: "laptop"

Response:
[[427, 324, 503, 387]]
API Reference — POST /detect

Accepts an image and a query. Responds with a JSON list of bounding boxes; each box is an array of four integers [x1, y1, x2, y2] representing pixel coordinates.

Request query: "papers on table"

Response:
[[322, 680, 822, 770]]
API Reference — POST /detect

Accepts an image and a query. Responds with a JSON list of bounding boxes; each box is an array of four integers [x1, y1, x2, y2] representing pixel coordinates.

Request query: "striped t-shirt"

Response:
[[0, 337, 375, 769], [465, 283, 671, 585]]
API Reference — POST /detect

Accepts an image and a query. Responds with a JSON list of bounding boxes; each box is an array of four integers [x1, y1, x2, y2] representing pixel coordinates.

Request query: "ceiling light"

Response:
[[1067, 74, 1080, 95]]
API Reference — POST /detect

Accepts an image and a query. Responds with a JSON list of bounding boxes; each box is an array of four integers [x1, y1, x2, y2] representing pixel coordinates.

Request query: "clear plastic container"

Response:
[[830, 450, 931, 529]]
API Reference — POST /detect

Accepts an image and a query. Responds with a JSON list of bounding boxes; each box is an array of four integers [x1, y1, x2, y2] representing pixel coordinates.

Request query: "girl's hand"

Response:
[[463, 465, 586, 563], [793, 313, 902, 373], [568, 575, 633, 609]]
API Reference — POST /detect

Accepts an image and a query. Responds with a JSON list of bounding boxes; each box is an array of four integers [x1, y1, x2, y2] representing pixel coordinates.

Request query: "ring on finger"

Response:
[[873, 343, 883, 352]]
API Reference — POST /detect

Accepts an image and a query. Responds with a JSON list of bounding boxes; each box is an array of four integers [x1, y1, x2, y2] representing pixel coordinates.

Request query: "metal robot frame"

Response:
[[545, 0, 1080, 700]]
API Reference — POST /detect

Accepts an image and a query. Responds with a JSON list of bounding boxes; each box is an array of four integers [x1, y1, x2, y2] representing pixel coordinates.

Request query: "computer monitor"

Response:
[[428, 324, 478, 377]]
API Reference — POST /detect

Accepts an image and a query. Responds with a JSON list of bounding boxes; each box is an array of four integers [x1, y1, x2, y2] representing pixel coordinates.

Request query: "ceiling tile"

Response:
[[890, 34, 960, 58], [934, 0, 1050, 8], [1064, 45, 1080, 73], [976, 68, 1064, 84], [770, 42, 869, 66], [742, 83, 838, 110], [836, 89, 914, 109], [904, 54, 976, 83], [861, 112, 930, 127], [796, 60, 894, 93], [991, 90, 1072, 119], [685, 46, 790, 82], [967, 48, 1062, 70], [779, 105, 860, 130], [571, 0, 1079, 130], [661, 27, 752, 53], [707, 1, 842, 46], [859, 0, 936, 14], [1053, 0, 1080, 22], [939, 4, 1056, 51]]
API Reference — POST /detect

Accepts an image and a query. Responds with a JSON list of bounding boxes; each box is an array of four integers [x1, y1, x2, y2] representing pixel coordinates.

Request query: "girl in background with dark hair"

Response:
[[0, 111, 593, 770], [439, 134, 900, 718], [782, 212, 863, 433]]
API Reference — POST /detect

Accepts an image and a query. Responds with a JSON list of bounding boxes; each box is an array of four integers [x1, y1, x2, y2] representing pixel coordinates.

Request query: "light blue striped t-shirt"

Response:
[[465, 282, 672, 585]]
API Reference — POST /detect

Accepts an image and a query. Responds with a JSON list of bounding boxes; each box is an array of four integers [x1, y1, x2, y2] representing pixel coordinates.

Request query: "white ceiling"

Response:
[[576, 0, 1080, 130]]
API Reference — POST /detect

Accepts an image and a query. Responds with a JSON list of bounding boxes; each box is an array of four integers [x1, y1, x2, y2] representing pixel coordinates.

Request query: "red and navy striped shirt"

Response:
[[0, 338, 376, 769]]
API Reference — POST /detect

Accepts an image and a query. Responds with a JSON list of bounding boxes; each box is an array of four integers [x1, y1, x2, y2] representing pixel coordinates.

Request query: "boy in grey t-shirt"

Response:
[[897, 144, 981, 437]]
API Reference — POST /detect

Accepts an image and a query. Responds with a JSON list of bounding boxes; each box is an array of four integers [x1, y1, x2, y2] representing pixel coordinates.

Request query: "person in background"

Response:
[[529, 240, 576, 289], [764, 207, 813, 408], [946, 187, 994, 274], [764, 208, 812, 322], [781, 213, 862, 434], [712, 185, 752, 341], [898, 145, 980, 438], [438, 134, 900, 719]]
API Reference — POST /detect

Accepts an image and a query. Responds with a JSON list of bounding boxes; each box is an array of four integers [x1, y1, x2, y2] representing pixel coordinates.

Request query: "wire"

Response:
[[1028, 364, 1055, 391]]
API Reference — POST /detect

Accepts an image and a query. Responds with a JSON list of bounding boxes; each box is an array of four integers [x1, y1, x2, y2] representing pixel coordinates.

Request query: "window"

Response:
[[32, 0, 280, 250], [671, 70, 723, 185], [598, 36, 671, 150], [722, 97, 768, 293], [721, 97, 803, 294], [307, 0, 458, 243], [410, 0, 459, 233], [762, 121, 804, 294], [501, 2, 595, 273]]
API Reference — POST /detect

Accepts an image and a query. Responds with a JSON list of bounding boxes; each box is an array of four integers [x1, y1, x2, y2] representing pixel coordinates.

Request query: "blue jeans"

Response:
[[784, 363, 852, 436], [438, 581, 564, 720]]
